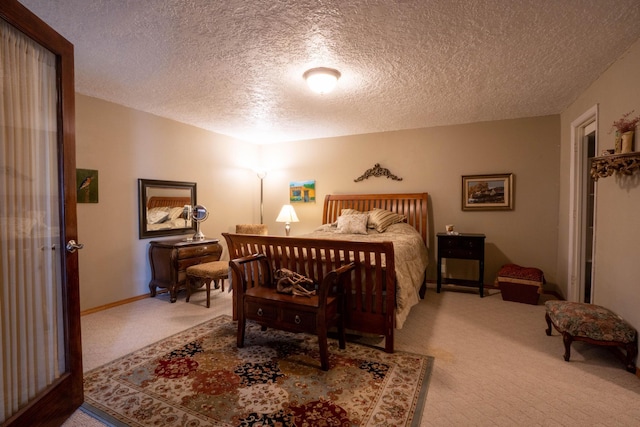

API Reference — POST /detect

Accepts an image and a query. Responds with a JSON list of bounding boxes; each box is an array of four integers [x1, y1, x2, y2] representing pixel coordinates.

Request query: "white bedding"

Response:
[[146, 218, 191, 231], [302, 222, 429, 328], [146, 206, 191, 231]]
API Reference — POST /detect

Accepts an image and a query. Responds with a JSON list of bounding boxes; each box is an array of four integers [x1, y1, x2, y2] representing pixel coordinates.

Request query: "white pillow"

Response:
[[336, 214, 368, 234], [147, 207, 169, 224], [367, 208, 406, 233], [340, 208, 364, 216], [168, 206, 184, 220]]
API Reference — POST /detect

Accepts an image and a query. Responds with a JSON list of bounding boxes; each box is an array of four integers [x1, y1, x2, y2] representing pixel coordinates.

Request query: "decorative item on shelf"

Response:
[[610, 110, 640, 154], [276, 204, 299, 236], [614, 132, 622, 154], [590, 152, 640, 180], [621, 131, 634, 153]]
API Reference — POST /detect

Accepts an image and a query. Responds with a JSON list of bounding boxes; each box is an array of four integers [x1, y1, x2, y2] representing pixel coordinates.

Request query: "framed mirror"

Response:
[[138, 179, 197, 239]]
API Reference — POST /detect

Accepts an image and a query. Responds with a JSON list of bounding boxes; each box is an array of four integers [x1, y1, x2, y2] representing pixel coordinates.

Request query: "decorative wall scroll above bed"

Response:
[[354, 163, 403, 182], [138, 179, 197, 239]]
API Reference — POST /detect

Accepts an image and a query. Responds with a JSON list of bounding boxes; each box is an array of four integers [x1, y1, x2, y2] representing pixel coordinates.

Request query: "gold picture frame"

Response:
[[462, 173, 514, 211]]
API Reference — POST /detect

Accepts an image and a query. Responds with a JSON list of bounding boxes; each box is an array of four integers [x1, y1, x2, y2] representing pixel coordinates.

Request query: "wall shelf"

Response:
[[590, 152, 640, 181]]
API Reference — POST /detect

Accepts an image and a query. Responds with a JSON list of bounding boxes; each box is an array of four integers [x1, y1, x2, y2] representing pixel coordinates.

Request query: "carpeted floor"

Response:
[[65, 285, 640, 426], [82, 314, 433, 426]]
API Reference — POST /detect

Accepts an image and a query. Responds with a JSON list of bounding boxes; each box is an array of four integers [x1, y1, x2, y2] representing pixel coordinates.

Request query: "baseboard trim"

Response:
[[81, 294, 150, 316]]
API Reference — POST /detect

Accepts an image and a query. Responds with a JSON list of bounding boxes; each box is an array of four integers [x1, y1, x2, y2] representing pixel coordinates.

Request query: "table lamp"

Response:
[[275, 204, 299, 236]]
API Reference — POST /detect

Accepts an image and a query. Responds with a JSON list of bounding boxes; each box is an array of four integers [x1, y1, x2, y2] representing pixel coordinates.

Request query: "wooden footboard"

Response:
[[223, 233, 397, 352]]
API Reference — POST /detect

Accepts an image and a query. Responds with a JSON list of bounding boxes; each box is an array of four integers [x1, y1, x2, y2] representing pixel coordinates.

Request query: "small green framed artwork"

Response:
[[76, 168, 99, 203], [289, 180, 316, 203]]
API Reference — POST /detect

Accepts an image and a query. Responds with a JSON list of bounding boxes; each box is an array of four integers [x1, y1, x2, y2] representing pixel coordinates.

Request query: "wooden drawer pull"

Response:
[[257, 308, 263, 317], [294, 315, 301, 325]]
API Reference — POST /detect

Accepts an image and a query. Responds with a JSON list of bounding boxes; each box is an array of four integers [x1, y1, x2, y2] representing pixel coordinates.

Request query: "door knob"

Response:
[[66, 240, 84, 253]]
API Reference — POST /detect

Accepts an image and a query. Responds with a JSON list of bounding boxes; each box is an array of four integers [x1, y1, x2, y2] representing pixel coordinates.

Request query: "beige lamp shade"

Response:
[[276, 204, 299, 236]]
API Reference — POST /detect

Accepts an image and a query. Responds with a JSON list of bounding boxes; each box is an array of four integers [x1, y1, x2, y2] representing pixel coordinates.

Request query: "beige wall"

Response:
[[262, 117, 560, 287], [75, 95, 260, 309], [559, 38, 640, 329], [76, 93, 560, 311]]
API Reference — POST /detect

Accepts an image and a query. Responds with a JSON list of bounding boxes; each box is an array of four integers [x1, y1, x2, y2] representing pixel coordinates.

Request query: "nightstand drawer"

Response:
[[441, 247, 478, 259], [438, 234, 484, 260], [178, 244, 220, 259]]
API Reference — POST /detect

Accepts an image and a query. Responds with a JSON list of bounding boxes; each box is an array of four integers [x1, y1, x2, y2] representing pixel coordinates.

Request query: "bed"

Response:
[[223, 192, 429, 353], [145, 196, 191, 231], [304, 193, 429, 328]]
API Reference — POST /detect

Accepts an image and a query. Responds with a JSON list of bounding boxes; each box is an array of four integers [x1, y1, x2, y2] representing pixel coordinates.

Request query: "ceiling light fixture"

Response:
[[303, 67, 341, 94]]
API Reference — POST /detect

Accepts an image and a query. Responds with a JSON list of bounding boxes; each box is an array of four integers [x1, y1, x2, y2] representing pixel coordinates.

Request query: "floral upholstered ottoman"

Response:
[[544, 300, 638, 373]]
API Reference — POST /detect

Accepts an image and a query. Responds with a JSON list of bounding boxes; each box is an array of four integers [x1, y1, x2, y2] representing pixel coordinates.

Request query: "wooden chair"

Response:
[[230, 253, 355, 370]]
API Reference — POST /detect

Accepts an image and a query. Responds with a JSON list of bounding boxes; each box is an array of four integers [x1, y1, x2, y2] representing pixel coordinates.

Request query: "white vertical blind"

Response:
[[0, 19, 63, 422]]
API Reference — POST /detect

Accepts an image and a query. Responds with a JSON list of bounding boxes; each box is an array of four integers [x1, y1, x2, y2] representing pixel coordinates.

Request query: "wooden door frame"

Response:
[[1, 1, 83, 426]]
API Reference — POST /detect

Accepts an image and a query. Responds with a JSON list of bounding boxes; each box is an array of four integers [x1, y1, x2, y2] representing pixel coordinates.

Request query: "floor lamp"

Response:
[[257, 171, 267, 224]]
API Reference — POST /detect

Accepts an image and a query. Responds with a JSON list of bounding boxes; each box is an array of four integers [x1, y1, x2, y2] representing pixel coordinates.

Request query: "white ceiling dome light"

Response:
[[303, 67, 341, 94]]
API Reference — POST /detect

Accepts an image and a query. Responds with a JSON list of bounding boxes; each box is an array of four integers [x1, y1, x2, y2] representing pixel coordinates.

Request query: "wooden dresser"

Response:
[[148, 238, 222, 302]]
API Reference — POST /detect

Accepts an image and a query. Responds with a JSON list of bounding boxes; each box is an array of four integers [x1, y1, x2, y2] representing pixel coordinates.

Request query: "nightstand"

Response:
[[437, 232, 486, 297]]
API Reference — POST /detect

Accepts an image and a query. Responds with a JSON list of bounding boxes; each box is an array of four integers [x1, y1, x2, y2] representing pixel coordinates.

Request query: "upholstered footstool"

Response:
[[186, 261, 229, 308], [545, 300, 638, 373], [496, 264, 545, 304]]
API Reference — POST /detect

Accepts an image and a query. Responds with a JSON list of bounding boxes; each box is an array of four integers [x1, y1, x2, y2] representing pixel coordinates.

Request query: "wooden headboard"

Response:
[[322, 193, 429, 245], [146, 196, 191, 209]]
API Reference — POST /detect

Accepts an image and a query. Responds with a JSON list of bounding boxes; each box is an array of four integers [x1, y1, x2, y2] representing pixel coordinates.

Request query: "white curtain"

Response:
[[0, 19, 63, 423]]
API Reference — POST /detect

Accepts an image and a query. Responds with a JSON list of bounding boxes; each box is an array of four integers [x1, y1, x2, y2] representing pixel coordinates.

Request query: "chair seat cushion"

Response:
[[186, 261, 229, 279], [545, 301, 637, 343]]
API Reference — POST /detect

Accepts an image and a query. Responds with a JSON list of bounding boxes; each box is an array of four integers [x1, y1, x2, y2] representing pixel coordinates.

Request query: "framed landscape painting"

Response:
[[462, 173, 513, 211], [289, 180, 316, 203]]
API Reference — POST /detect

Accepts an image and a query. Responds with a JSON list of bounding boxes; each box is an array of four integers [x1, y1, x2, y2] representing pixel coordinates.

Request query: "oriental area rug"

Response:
[[83, 315, 433, 426]]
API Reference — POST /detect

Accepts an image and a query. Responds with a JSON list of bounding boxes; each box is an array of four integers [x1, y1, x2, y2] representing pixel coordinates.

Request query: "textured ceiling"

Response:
[[18, 0, 640, 144]]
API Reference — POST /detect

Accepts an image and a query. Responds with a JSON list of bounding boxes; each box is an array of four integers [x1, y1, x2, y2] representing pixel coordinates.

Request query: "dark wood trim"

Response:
[[1, 1, 83, 426]]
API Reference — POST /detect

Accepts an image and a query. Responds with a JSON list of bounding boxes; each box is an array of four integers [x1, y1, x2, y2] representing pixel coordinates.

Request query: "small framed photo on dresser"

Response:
[[462, 173, 514, 211]]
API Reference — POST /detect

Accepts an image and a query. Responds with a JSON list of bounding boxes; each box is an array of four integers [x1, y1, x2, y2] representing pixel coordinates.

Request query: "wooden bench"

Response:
[[223, 232, 397, 353], [545, 300, 638, 373], [230, 253, 355, 371]]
